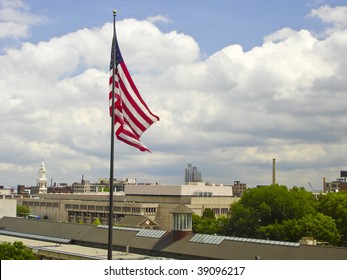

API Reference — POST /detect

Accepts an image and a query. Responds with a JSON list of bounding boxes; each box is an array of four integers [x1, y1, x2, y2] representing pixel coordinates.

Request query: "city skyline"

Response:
[[1, 1, 347, 189]]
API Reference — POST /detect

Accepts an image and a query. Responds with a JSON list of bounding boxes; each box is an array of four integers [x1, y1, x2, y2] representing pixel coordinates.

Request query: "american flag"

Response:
[[109, 35, 159, 152]]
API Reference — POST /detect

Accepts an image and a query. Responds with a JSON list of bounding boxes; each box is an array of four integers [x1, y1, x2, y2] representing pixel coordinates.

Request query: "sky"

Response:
[[1, 0, 347, 190]]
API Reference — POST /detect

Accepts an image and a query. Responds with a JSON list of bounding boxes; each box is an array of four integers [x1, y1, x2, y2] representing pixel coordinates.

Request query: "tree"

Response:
[[0, 241, 36, 260], [226, 185, 318, 239], [17, 205, 30, 217], [258, 213, 340, 245], [92, 218, 101, 225], [226, 203, 260, 238], [318, 192, 347, 243], [192, 209, 229, 235]]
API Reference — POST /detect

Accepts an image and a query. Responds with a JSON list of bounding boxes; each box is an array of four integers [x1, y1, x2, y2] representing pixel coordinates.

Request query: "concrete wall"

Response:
[[0, 197, 16, 218], [124, 184, 233, 196]]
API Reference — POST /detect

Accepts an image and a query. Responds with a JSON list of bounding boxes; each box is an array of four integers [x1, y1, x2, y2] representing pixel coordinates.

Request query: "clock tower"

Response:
[[37, 160, 47, 194]]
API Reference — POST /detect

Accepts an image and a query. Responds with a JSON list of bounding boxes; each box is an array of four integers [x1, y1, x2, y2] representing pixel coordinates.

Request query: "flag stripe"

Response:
[[114, 105, 149, 152], [118, 65, 158, 125], [119, 62, 159, 124]]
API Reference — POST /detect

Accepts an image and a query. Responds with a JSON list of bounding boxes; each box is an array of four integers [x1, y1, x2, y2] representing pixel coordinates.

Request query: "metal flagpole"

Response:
[[108, 9, 117, 260]]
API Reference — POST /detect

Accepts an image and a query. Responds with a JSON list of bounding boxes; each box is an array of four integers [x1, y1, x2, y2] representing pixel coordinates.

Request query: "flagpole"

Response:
[[108, 9, 117, 260]]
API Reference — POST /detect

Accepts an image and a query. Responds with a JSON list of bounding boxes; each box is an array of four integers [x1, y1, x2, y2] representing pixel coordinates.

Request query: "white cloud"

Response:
[[1, 5, 347, 190], [146, 15, 172, 24], [0, 0, 46, 39], [310, 5, 347, 29]]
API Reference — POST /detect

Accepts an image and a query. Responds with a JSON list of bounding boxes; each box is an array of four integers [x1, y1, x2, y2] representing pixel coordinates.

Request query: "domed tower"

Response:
[[37, 160, 47, 194]]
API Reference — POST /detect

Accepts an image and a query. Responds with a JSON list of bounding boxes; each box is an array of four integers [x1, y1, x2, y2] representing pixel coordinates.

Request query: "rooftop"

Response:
[[0, 217, 346, 260]]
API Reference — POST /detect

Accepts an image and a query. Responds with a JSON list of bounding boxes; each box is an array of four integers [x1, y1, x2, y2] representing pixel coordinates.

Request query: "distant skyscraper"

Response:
[[37, 160, 47, 194], [185, 164, 202, 183]]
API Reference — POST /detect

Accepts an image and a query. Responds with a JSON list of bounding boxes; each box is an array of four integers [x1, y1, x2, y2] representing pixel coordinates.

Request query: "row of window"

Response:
[[173, 213, 192, 230], [22, 201, 59, 208], [65, 204, 143, 214], [68, 211, 108, 218], [211, 208, 229, 216], [145, 207, 157, 214]]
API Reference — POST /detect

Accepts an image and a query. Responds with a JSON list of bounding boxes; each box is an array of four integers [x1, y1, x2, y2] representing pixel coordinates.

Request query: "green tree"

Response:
[[0, 241, 36, 260], [215, 215, 230, 235], [318, 192, 347, 243], [192, 209, 229, 235], [202, 208, 215, 219], [226, 185, 318, 238], [258, 213, 340, 245], [227, 203, 260, 238], [16, 205, 30, 217], [92, 218, 101, 225]]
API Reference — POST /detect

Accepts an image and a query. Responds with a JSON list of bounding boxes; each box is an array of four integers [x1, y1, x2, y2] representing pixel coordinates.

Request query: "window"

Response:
[[122, 207, 131, 212], [145, 207, 157, 214]]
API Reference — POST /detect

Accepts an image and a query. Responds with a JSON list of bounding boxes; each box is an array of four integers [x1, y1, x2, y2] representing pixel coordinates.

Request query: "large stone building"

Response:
[[16, 182, 239, 231]]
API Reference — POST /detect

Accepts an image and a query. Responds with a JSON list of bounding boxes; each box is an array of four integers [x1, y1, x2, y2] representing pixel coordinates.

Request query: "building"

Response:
[[324, 171, 347, 192], [0, 216, 346, 260], [47, 184, 73, 194], [185, 164, 202, 183], [0, 197, 16, 219], [232, 181, 247, 197], [71, 177, 136, 193], [15, 182, 239, 231]]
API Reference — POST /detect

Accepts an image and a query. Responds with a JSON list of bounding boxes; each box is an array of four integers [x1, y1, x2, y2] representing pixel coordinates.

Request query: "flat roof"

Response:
[[1, 217, 346, 260], [0, 235, 149, 260]]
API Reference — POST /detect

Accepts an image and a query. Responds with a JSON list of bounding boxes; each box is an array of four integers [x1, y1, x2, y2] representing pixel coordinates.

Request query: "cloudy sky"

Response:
[[1, 0, 347, 190]]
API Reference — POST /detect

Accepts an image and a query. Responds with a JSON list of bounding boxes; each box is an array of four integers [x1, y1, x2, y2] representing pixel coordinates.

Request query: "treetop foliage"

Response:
[[0, 241, 36, 260], [193, 184, 345, 246]]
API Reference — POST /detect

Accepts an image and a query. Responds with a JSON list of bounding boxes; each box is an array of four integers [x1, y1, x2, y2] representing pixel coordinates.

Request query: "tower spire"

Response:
[[37, 159, 47, 194]]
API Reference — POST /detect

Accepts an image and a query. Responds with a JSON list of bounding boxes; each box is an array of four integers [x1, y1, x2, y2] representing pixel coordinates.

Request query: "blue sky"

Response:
[[1, 0, 347, 190], [10, 0, 343, 54]]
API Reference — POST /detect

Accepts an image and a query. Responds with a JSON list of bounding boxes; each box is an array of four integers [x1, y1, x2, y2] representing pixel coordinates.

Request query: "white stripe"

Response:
[[122, 109, 144, 136], [117, 130, 148, 150], [118, 64, 158, 122]]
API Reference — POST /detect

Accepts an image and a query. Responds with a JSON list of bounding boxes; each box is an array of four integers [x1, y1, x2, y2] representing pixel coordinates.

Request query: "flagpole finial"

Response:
[[113, 9, 117, 16]]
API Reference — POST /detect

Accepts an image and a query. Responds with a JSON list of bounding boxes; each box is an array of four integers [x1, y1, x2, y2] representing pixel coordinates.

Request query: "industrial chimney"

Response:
[[272, 158, 276, 185]]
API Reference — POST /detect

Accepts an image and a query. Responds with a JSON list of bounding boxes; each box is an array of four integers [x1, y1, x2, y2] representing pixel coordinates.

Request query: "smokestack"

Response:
[[272, 158, 276, 185], [323, 177, 326, 193]]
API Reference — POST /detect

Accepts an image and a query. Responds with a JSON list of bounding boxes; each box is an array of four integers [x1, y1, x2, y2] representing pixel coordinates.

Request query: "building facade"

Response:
[[16, 183, 240, 231]]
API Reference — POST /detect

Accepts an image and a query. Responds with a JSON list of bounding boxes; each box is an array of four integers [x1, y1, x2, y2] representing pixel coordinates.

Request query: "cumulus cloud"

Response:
[[146, 15, 172, 24], [1, 4, 347, 190], [0, 0, 46, 39], [310, 5, 347, 29]]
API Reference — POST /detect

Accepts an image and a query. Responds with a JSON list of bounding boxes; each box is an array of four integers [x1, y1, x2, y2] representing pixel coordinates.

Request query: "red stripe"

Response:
[[117, 136, 150, 152], [115, 125, 150, 152], [119, 79, 154, 128], [119, 63, 159, 123]]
